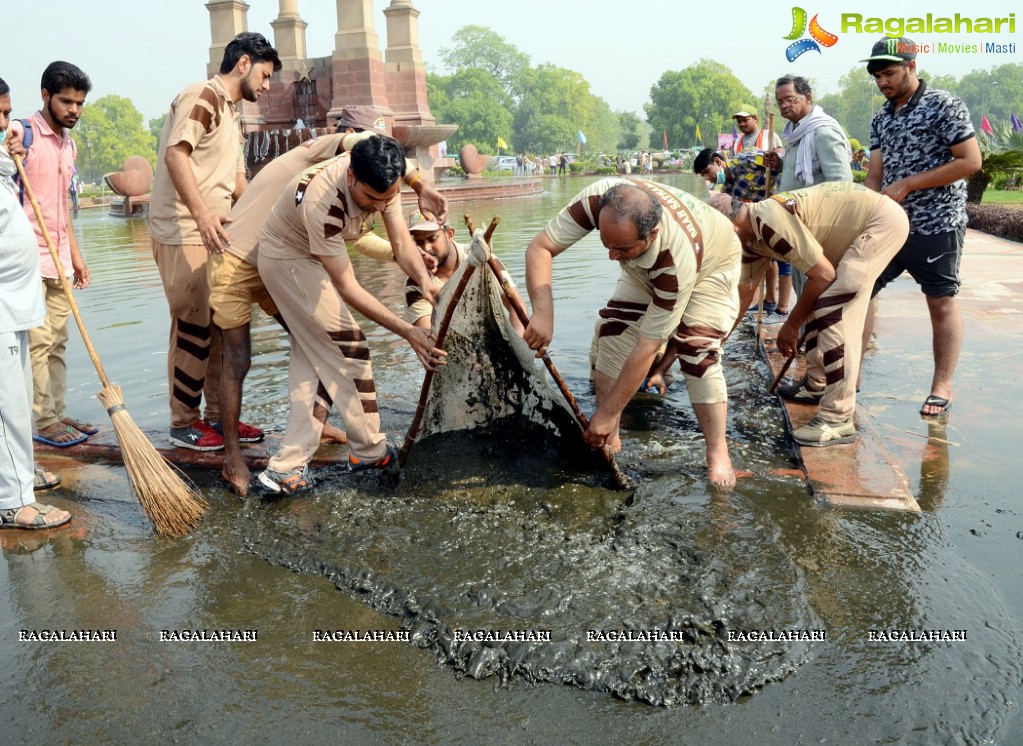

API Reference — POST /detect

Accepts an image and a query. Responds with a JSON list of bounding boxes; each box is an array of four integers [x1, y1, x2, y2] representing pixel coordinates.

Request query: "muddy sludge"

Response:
[[238, 420, 819, 706]]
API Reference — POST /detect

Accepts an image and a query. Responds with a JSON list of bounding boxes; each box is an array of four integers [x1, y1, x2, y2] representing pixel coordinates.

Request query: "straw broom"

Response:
[[15, 155, 206, 537]]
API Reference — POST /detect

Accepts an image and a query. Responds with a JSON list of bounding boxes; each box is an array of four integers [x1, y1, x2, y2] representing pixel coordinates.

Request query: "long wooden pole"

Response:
[[755, 102, 777, 343], [485, 256, 628, 488]]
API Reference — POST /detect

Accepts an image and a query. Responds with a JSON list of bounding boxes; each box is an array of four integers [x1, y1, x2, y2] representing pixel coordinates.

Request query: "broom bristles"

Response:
[[96, 385, 207, 537]]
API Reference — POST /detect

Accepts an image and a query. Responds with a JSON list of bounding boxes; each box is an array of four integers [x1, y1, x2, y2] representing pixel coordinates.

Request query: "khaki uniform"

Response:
[[743, 182, 910, 421], [210, 132, 411, 329], [404, 242, 466, 324], [209, 134, 349, 330], [546, 178, 740, 405], [149, 75, 243, 427], [258, 153, 405, 470]]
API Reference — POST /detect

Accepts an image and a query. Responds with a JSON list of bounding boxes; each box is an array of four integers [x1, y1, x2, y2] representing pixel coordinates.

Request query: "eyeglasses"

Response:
[[777, 95, 808, 106]]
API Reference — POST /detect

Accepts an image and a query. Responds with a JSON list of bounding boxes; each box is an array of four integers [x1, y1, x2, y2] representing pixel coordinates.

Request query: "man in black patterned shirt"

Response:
[[863, 36, 982, 417]]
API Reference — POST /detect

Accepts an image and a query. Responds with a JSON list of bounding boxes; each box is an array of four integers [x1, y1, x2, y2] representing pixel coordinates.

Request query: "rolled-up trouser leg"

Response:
[[812, 197, 910, 422], [671, 262, 739, 405]]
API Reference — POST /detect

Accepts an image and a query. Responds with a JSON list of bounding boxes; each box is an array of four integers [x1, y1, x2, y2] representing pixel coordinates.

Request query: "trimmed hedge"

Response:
[[966, 203, 1023, 243]]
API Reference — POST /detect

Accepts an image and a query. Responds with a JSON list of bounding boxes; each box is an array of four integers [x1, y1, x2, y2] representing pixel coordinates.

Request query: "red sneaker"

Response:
[[208, 419, 265, 443], [170, 419, 225, 452]]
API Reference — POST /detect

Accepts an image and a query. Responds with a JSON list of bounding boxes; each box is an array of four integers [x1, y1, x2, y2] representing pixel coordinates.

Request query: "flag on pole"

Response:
[[980, 115, 994, 136], [497, 136, 509, 150], [663, 128, 668, 149], [577, 130, 587, 145], [1012, 113, 1022, 133], [732, 123, 739, 141], [695, 123, 702, 143]]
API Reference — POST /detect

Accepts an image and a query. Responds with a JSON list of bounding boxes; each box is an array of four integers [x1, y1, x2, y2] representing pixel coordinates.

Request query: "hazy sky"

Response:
[[5, 0, 1020, 123]]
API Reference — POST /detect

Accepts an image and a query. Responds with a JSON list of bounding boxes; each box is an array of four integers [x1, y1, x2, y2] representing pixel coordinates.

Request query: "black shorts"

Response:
[[873, 227, 964, 298]]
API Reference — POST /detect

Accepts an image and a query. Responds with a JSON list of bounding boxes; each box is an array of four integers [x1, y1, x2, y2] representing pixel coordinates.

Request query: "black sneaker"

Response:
[[348, 445, 398, 472], [169, 419, 225, 451]]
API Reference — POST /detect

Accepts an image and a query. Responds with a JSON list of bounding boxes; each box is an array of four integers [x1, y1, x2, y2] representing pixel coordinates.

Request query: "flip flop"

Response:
[[920, 395, 951, 417], [61, 417, 99, 435], [33, 427, 88, 448]]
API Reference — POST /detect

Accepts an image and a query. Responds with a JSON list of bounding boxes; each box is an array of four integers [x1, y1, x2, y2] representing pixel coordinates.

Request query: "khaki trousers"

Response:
[[152, 241, 222, 428], [29, 279, 71, 431], [260, 254, 387, 472], [804, 197, 910, 422]]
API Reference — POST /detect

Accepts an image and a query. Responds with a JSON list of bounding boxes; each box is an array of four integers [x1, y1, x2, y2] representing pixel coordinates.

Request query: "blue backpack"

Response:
[[12, 118, 34, 204]]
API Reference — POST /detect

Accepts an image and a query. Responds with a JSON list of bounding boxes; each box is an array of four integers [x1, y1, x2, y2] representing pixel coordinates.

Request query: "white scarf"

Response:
[[781, 105, 851, 186]]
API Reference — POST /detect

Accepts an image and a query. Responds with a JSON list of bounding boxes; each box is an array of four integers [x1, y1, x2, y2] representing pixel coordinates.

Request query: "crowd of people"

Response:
[[0, 31, 982, 528]]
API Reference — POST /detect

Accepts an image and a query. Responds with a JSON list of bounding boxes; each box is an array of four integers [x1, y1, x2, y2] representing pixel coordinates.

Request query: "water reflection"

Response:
[[2, 179, 1020, 742]]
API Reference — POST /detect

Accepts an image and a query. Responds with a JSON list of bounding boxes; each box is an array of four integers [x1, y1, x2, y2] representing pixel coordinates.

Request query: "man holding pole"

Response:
[[719, 182, 909, 446], [524, 178, 741, 489], [0, 76, 71, 529], [255, 136, 445, 493]]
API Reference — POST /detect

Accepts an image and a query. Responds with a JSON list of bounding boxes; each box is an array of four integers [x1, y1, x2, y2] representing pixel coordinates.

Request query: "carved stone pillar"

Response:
[[271, 0, 308, 72], [205, 0, 250, 77], [328, 0, 391, 123], [382, 0, 432, 126]]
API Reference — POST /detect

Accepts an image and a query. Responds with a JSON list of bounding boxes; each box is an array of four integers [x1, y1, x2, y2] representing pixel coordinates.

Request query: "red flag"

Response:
[[981, 115, 994, 135], [663, 129, 668, 149]]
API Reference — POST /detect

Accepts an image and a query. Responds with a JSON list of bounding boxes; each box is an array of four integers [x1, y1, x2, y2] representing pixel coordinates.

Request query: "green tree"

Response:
[[438, 25, 530, 98], [955, 64, 1023, 132], [514, 64, 617, 154], [149, 112, 168, 143], [814, 66, 883, 145], [73, 95, 157, 183], [427, 68, 514, 155], [617, 111, 642, 151], [646, 60, 755, 149], [967, 123, 1023, 203]]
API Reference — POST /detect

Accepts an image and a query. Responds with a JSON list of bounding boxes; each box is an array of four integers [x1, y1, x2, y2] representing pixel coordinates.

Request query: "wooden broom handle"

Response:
[[486, 257, 627, 486], [14, 154, 112, 389]]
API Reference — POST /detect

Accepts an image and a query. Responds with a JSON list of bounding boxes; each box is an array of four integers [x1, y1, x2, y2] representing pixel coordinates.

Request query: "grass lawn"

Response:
[[981, 189, 1023, 205]]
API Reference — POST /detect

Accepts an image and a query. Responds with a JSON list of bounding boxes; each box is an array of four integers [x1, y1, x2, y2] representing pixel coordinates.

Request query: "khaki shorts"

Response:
[[208, 250, 278, 330], [590, 273, 652, 379]]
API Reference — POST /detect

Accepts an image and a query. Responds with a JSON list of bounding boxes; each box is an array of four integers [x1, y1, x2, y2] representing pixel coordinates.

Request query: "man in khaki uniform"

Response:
[[149, 32, 281, 451], [255, 136, 444, 493], [524, 178, 741, 489], [727, 182, 909, 446], [209, 105, 447, 495]]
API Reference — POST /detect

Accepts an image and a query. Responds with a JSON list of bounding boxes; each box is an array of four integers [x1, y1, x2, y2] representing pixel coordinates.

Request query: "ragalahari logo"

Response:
[[784, 7, 839, 62]]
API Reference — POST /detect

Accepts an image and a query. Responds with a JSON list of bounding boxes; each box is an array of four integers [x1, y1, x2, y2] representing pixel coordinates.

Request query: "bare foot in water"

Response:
[[320, 422, 348, 445], [707, 458, 736, 491], [222, 457, 252, 497]]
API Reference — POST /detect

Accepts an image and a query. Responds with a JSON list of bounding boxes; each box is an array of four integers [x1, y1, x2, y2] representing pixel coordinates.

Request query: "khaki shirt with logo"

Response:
[[258, 153, 403, 262], [150, 75, 243, 246], [545, 177, 737, 342], [741, 182, 883, 282]]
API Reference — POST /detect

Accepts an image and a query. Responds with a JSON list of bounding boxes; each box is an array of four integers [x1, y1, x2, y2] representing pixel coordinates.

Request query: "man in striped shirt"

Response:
[[524, 179, 741, 489]]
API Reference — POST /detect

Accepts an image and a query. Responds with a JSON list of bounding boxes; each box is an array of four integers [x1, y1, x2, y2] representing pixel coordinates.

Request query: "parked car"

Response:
[[494, 155, 536, 174], [494, 155, 518, 172]]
